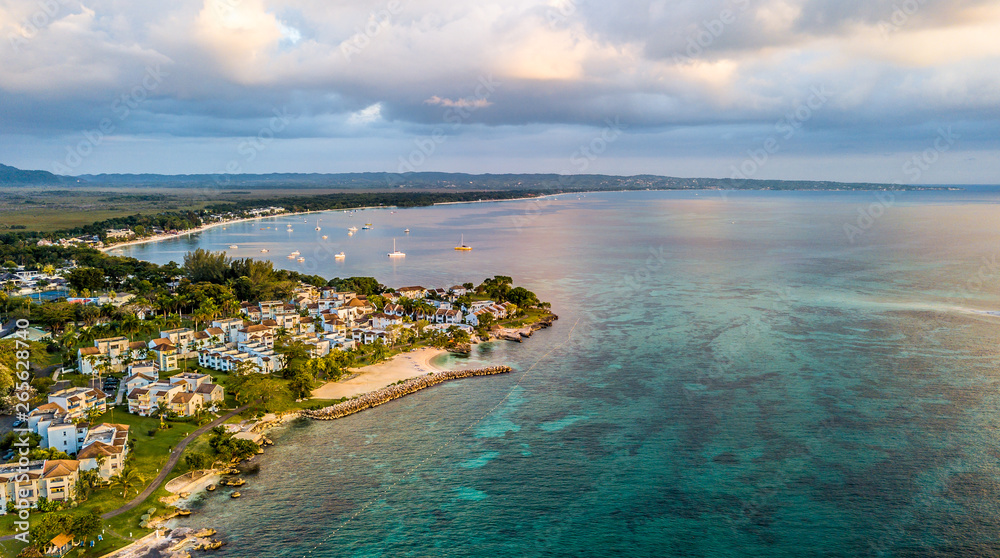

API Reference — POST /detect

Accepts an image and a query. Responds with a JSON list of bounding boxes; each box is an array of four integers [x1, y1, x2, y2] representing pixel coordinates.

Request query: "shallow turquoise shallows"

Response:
[[125, 189, 1000, 557]]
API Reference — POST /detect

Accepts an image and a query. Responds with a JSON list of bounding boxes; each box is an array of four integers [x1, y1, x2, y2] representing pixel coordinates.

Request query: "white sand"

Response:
[[310, 347, 449, 400]]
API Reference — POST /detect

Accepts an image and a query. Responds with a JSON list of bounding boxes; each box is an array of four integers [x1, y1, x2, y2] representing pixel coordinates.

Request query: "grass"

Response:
[[0, 406, 212, 556]]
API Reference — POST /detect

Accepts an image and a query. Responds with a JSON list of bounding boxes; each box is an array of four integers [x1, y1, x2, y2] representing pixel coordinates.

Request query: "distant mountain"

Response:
[[0, 163, 75, 185], [2, 163, 920, 191]]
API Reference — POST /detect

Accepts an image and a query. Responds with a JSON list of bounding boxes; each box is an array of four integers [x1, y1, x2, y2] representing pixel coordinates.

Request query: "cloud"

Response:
[[0, 0, 997, 179], [424, 96, 492, 109]]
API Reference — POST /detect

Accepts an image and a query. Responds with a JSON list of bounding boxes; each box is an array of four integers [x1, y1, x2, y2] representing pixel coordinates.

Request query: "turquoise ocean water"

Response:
[[122, 190, 1000, 557]]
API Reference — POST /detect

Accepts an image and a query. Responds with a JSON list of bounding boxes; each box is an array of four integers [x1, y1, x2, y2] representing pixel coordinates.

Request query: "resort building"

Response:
[[77, 337, 147, 374], [47, 387, 107, 420], [212, 318, 245, 343], [76, 423, 130, 480], [147, 339, 179, 372], [0, 460, 80, 511]]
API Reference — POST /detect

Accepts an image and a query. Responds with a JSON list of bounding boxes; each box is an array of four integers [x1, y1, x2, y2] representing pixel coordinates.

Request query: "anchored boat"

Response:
[[387, 238, 405, 258]]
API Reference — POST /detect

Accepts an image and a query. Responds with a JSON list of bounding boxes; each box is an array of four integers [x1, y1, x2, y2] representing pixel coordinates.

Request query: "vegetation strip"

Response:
[[302, 367, 512, 420]]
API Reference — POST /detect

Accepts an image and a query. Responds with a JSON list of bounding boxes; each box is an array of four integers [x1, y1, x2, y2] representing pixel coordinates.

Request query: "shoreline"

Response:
[[99, 186, 953, 255], [303, 366, 512, 420], [311, 346, 449, 400], [99, 194, 557, 254]]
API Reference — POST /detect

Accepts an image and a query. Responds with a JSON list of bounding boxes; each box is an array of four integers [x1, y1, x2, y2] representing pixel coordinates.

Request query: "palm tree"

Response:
[[220, 298, 240, 318], [165, 313, 182, 329], [84, 404, 105, 425], [120, 314, 141, 336], [113, 467, 145, 498], [191, 307, 210, 332]]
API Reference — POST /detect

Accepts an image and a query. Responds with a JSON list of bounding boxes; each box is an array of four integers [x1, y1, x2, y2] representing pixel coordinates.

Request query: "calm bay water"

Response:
[[123, 190, 1000, 557]]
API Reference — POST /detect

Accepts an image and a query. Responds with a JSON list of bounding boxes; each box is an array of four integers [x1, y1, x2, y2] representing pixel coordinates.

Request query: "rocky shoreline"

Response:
[[495, 313, 559, 343], [301, 366, 513, 420]]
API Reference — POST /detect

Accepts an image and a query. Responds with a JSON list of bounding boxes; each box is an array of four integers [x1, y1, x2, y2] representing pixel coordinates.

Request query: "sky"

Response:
[[0, 0, 998, 183]]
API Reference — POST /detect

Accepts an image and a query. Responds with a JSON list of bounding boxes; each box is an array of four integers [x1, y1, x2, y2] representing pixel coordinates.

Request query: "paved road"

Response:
[[0, 406, 249, 544], [102, 405, 247, 520]]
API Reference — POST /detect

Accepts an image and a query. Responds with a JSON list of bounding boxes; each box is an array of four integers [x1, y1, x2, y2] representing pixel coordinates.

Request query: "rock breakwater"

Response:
[[302, 366, 512, 420]]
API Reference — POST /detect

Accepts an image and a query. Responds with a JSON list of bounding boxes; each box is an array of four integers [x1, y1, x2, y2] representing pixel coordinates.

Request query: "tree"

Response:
[[183, 249, 231, 283], [474, 312, 496, 337], [29, 512, 73, 548], [228, 373, 289, 414], [74, 469, 102, 502], [288, 371, 314, 399], [71, 509, 103, 540], [113, 467, 145, 498], [67, 267, 105, 293], [506, 287, 539, 308]]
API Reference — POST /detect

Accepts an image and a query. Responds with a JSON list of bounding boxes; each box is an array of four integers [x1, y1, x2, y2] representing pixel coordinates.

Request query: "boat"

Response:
[[176, 509, 192, 516], [404, 228, 410, 233], [454, 235, 472, 251], [387, 239, 405, 258], [362, 223, 373, 230], [206, 484, 216, 492], [231, 492, 241, 498], [290, 250, 300, 255], [348, 226, 358, 232], [348, 231, 354, 237], [297, 257, 305, 263], [260, 249, 268, 253], [229, 245, 238, 249], [221, 478, 245, 487], [335, 252, 345, 259], [287, 254, 295, 259], [315, 219, 321, 231], [321, 235, 328, 239]]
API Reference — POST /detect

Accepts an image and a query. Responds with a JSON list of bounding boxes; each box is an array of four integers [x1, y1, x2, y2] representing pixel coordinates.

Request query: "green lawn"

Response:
[[0, 407, 210, 556]]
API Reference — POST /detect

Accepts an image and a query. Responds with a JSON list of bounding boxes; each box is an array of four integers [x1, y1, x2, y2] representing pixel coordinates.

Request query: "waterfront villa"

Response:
[[0, 460, 80, 511]]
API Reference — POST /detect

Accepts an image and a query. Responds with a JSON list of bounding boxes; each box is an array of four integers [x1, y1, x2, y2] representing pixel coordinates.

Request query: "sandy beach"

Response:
[[99, 194, 556, 253], [311, 347, 449, 400]]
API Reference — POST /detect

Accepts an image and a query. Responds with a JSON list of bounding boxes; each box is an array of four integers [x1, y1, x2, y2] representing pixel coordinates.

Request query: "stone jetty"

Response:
[[302, 366, 512, 420]]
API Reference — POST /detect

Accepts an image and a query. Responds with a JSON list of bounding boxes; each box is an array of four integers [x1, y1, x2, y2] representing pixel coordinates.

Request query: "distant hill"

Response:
[[71, 171, 910, 191], [1, 163, 921, 191], [0, 163, 74, 185]]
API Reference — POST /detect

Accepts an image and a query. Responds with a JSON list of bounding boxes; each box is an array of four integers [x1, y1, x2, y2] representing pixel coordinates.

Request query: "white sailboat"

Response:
[[387, 238, 405, 258], [315, 219, 321, 231], [335, 252, 345, 259]]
